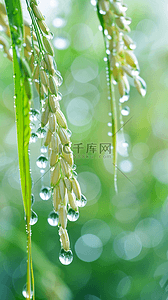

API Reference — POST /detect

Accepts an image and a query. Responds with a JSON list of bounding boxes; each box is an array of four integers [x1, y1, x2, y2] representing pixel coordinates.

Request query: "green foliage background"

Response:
[[0, 0, 168, 299]]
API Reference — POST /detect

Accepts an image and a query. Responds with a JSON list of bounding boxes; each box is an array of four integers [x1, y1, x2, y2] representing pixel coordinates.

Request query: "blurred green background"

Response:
[[1, 0, 168, 299]]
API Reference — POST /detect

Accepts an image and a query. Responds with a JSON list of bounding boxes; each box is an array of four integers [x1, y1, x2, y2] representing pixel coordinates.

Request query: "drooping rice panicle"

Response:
[[96, 0, 146, 192]]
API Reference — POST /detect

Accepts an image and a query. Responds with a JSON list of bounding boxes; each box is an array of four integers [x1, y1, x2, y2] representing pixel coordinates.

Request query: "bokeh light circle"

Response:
[[71, 56, 98, 83], [66, 97, 93, 127], [113, 232, 142, 260], [75, 234, 103, 262], [81, 219, 111, 245], [135, 218, 163, 248], [78, 172, 101, 206]]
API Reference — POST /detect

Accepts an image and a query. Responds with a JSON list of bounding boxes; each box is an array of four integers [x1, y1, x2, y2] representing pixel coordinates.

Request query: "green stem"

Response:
[[97, 1, 118, 192], [4, 0, 34, 299]]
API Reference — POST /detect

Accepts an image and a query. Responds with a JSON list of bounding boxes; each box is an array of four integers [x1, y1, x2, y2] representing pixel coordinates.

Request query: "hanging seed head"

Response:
[[44, 129, 52, 146], [60, 158, 71, 177], [49, 76, 58, 96], [44, 54, 55, 75], [53, 187, 61, 211], [64, 177, 72, 191], [49, 113, 57, 133], [67, 191, 78, 211], [51, 133, 61, 154], [71, 177, 81, 200], [31, 3, 45, 20], [50, 150, 59, 167], [37, 19, 50, 35], [59, 227, 70, 250], [40, 69, 49, 87], [58, 127, 70, 145], [59, 178, 66, 202], [51, 162, 61, 186], [58, 205, 67, 229], [41, 104, 49, 127], [62, 146, 73, 167], [56, 109, 67, 128], [43, 36, 54, 56]]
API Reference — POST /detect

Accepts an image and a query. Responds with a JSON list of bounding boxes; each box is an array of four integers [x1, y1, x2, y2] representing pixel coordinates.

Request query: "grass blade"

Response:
[[4, 0, 33, 298]]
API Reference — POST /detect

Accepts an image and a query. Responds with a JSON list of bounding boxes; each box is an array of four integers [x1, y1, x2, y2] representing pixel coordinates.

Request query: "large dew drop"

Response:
[[31, 194, 35, 206], [22, 284, 33, 299], [39, 187, 51, 200], [76, 194, 87, 207], [36, 127, 46, 138], [59, 248, 73, 265], [30, 133, 38, 143], [121, 106, 130, 116], [55, 70, 63, 86], [36, 155, 48, 169], [30, 108, 40, 122], [30, 210, 38, 225], [67, 208, 79, 222], [47, 211, 59, 226], [56, 91, 62, 101], [41, 146, 48, 153]]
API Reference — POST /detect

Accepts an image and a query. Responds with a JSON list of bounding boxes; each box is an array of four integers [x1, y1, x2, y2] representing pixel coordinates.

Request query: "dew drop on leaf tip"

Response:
[[59, 248, 73, 265]]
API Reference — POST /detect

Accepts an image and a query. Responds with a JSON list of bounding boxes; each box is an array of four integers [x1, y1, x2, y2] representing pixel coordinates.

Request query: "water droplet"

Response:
[[121, 106, 130, 116], [36, 127, 46, 138], [39, 187, 51, 200], [130, 43, 136, 50], [108, 132, 112, 137], [132, 69, 139, 77], [67, 208, 79, 221], [31, 194, 35, 206], [106, 49, 110, 55], [30, 108, 40, 122], [30, 210, 38, 225], [54, 36, 70, 50], [108, 112, 112, 116], [98, 25, 103, 31], [55, 70, 63, 86], [36, 155, 48, 169], [13, 7, 18, 14], [30, 132, 38, 143], [76, 194, 87, 207], [99, 9, 106, 15], [91, 0, 97, 6], [47, 211, 59, 226], [104, 29, 108, 36], [52, 17, 67, 28], [104, 57, 108, 62], [122, 4, 128, 12], [72, 170, 78, 178], [41, 146, 48, 153], [59, 248, 73, 265], [119, 94, 129, 103], [108, 122, 112, 127], [67, 129, 72, 137], [22, 284, 33, 299], [125, 17, 132, 25], [56, 91, 62, 101], [135, 76, 147, 97], [123, 141, 129, 148]]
